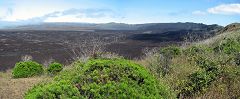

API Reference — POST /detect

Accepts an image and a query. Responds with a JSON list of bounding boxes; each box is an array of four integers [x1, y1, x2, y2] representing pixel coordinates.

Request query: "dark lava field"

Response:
[[0, 23, 221, 71], [0, 30, 166, 70]]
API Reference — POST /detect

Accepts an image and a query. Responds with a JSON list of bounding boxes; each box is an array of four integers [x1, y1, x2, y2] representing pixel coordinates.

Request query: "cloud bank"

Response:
[[208, 4, 240, 15], [0, 8, 122, 27], [23, 8, 120, 23]]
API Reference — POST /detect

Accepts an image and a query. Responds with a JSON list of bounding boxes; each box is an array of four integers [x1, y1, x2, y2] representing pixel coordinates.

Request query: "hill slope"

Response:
[[198, 23, 240, 46], [150, 23, 240, 98]]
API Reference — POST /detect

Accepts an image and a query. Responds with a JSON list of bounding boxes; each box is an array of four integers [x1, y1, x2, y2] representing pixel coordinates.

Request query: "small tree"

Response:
[[159, 46, 181, 76], [47, 62, 63, 75], [143, 46, 181, 77], [12, 61, 44, 78], [64, 35, 120, 61]]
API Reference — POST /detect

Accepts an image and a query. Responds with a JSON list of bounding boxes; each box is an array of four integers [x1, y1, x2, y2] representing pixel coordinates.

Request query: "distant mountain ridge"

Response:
[[2, 22, 222, 31], [128, 23, 222, 42], [220, 23, 240, 33]]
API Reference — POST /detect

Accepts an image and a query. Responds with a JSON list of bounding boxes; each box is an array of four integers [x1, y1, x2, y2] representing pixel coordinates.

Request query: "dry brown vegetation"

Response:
[[136, 25, 240, 98], [0, 70, 52, 99]]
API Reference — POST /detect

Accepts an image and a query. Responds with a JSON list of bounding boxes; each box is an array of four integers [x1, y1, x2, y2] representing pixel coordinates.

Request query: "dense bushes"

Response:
[[12, 60, 63, 78], [25, 58, 174, 98], [160, 46, 181, 57], [176, 37, 240, 98], [159, 46, 181, 76], [47, 62, 63, 75], [178, 57, 221, 97], [72, 59, 173, 98], [25, 80, 81, 99], [141, 35, 240, 98], [183, 46, 212, 57], [12, 61, 44, 78], [213, 38, 240, 54], [23, 31, 240, 98]]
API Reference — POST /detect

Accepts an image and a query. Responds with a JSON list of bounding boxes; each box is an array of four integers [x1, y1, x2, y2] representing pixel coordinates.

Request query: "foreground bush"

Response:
[[25, 80, 81, 99], [12, 61, 44, 78], [47, 62, 63, 75], [25, 58, 174, 98]]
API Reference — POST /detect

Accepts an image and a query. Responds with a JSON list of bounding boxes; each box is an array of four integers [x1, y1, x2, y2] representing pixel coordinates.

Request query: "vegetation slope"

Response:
[[0, 23, 239, 99], [139, 23, 240, 98]]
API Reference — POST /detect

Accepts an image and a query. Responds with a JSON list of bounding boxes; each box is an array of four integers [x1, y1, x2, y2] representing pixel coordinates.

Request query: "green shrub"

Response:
[[157, 46, 181, 76], [213, 38, 240, 54], [25, 80, 81, 99], [160, 46, 181, 57], [183, 46, 212, 56], [54, 61, 84, 82], [179, 70, 219, 97], [47, 62, 63, 75], [25, 58, 175, 98], [194, 56, 219, 72], [12, 61, 44, 78], [73, 59, 173, 98], [178, 56, 221, 97]]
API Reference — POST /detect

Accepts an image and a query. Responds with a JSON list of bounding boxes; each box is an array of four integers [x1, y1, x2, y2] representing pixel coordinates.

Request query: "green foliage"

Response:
[[147, 31, 240, 98], [72, 59, 173, 98], [177, 44, 240, 98], [47, 62, 63, 75], [219, 66, 240, 98], [12, 61, 44, 78], [25, 58, 175, 98], [160, 46, 181, 57], [54, 61, 84, 82], [152, 46, 181, 77], [213, 38, 240, 54], [179, 71, 217, 97], [194, 56, 219, 72], [143, 51, 164, 77], [183, 46, 212, 57], [25, 80, 81, 99], [183, 46, 213, 64], [178, 55, 221, 97]]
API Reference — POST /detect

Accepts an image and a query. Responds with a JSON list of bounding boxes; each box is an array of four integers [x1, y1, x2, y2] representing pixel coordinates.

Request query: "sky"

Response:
[[0, 0, 240, 26]]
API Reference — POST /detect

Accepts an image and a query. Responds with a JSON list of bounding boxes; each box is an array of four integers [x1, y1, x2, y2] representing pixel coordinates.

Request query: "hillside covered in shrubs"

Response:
[[0, 23, 240, 99], [139, 23, 240, 98], [25, 58, 174, 98]]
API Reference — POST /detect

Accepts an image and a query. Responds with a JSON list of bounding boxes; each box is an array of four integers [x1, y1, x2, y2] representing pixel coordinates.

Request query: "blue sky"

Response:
[[0, 0, 240, 26]]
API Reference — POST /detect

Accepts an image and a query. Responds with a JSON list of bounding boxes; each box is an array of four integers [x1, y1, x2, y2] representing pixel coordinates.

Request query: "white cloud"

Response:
[[27, 8, 120, 23], [0, 8, 13, 19], [208, 4, 240, 15], [1, 0, 71, 21], [44, 8, 120, 23], [0, 8, 121, 24], [0, 0, 121, 23], [45, 15, 118, 23], [192, 10, 207, 15]]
